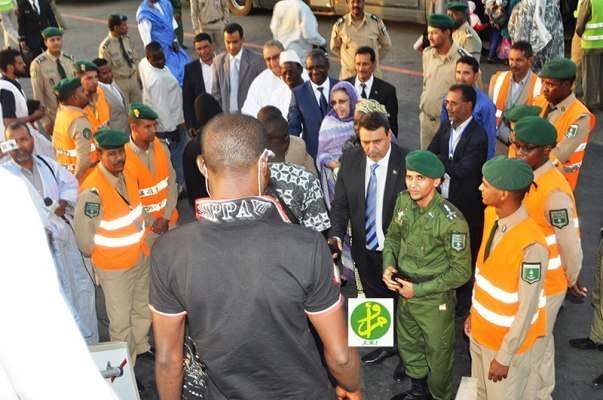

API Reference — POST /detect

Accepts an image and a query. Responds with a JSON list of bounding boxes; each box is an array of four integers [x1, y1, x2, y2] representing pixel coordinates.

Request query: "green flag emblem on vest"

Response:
[[522, 262, 541, 284], [565, 124, 578, 138], [451, 233, 467, 252], [550, 209, 569, 229], [83, 128, 92, 140], [84, 202, 100, 218]]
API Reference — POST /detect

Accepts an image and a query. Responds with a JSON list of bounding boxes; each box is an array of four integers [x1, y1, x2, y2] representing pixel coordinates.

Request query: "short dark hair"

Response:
[[224, 23, 244, 38], [194, 32, 212, 44], [92, 58, 108, 68], [108, 14, 127, 31], [306, 48, 329, 66], [355, 46, 376, 62], [202, 114, 267, 173], [257, 105, 282, 120], [359, 111, 390, 132], [6, 121, 31, 138], [0, 48, 22, 71], [510, 41, 533, 58], [449, 83, 477, 109], [261, 112, 289, 144], [145, 41, 163, 59], [457, 55, 479, 73]]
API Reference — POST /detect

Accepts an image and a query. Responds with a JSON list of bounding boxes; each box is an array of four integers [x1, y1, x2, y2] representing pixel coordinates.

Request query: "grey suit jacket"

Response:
[[210, 47, 266, 112], [100, 82, 129, 134]]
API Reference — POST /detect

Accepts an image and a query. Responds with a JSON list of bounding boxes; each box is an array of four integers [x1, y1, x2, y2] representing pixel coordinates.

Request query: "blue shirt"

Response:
[[442, 88, 496, 159]]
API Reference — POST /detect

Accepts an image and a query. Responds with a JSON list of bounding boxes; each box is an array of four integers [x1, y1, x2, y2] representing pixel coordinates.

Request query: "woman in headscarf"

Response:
[[316, 81, 358, 209], [182, 93, 223, 205]]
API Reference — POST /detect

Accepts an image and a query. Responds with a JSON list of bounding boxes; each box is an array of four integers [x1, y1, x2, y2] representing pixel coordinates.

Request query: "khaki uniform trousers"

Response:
[[419, 111, 440, 149], [114, 75, 142, 105], [470, 335, 540, 400], [590, 239, 603, 343], [571, 33, 583, 98], [203, 21, 226, 54], [95, 252, 151, 365]]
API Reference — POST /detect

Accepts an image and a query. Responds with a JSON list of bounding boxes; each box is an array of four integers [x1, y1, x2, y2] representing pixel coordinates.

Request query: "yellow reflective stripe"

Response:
[[545, 234, 557, 246], [564, 162, 582, 172], [475, 273, 519, 303], [142, 199, 167, 214], [473, 298, 515, 327], [575, 142, 587, 152], [574, 219, 579, 229], [98, 204, 142, 230], [94, 228, 145, 248], [548, 255, 562, 270], [585, 22, 603, 29], [139, 177, 169, 197], [583, 34, 603, 41], [495, 109, 503, 118], [57, 143, 96, 157]]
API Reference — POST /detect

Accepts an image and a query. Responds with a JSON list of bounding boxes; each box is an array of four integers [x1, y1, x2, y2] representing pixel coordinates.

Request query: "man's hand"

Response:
[[568, 276, 588, 298], [172, 40, 179, 52], [463, 314, 471, 337], [54, 200, 68, 217], [382, 266, 402, 294], [397, 279, 414, 299], [30, 107, 44, 121], [187, 127, 196, 138], [327, 237, 342, 259], [336, 385, 362, 400], [488, 359, 509, 382], [152, 217, 170, 235]]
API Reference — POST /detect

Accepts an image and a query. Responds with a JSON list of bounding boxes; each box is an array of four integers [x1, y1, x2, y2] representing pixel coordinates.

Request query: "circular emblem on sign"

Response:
[[350, 301, 391, 340], [83, 128, 92, 139]]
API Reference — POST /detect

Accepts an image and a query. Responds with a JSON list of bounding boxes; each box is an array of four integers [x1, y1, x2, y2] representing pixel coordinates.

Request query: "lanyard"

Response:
[[510, 76, 529, 107], [449, 123, 466, 160]]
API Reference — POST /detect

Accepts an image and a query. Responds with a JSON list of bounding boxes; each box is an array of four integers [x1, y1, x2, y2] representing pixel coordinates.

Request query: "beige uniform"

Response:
[[99, 33, 141, 105], [190, 0, 229, 53], [53, 105, 95, 181], [453, 21, 482, 59], [73, 164, 151, 363], [126, 139, 178, 249], [590, 235, 603, 343], [419, 43, 467, 149], [330, 12, 391, 80], [30, 51, 75, 134]]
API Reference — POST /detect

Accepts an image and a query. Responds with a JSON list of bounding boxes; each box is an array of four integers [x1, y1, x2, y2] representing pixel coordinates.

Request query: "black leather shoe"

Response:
[[593, 373, 603, 388], [361, 347, 397, 365], [569, 337, 603, 350], [390, 377, 432, 400], [393, 361, 407, 383]]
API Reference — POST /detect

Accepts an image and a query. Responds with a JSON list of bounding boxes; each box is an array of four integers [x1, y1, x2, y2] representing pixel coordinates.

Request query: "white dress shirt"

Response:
[[241, 69, 291, 118], [137, 3, 179, 46], [29, 0, 40, 13], [441, 116, 473, 199], [364, 145, 392, 251], [510, 73, 530, 105], [201, 59, 213, 94], [355, 75, 374, 99], [310, 78, 331, 107], [229, 50, 243, 112]]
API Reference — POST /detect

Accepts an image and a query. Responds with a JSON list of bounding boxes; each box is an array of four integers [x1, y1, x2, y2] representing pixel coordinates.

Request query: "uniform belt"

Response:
[[204, 18, 222, 25], [398, 271, 437, 283]]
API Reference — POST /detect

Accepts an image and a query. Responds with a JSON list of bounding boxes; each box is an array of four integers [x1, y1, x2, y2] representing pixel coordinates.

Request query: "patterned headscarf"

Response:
[[327, 81, 358, 122], [355, 98, 389, 117]]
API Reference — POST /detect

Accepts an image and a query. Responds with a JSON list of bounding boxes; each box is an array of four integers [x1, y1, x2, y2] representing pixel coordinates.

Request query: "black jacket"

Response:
[[18, 0, 58, 56], [346, 75, 399, 137], [182, 60, 207, 130]]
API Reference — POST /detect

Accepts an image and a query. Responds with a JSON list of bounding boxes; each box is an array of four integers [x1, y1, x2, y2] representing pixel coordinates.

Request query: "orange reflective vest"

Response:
[[472, 206, 547, 353], [491, 71, 542, 127], [85, 87, 111, 133], [534, 94, 595, 190], [80, 167, 149, 270], [523, 166, 580, 296], [53, 106, 98, 175], [125, 138, 179, 231]]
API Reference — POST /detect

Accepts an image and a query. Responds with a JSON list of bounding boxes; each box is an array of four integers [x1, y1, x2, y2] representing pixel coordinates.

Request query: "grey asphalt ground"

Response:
[[18, 1, 603, 398]]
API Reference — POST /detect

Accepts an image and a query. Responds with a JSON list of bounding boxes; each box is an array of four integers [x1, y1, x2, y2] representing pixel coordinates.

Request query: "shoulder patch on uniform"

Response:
[[64, 53, 75, 60], [382, 25, 388, 35], [83, 128, 92, 139], [458, 47, 471, 58], [565, 124, 578, 138], [84, 202, 100, 218], [549, 209, 569, 229], [102, 41, 110, 49], [465, 28, 473, 37], [450, 232, 467, 252], [521, 262, 541, 284], [439, 201, 459, 220], [30, 68, 37, 78], [370, 13, 381, 22], [335, 17, 344, 27], [36, 56, 46, 63]]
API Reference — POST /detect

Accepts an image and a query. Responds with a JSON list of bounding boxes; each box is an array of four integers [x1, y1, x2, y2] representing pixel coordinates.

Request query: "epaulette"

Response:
[[439, 200, 460, 221], [335, 17, 344, 27], [90, 187, 99, 195], [63, 53, 75, 60], [35, 55, 46, 63], [465, 28, 473, 38], [102, 40, 110, 49], [458, 47, 472, 58], [370, 13, 381, 22]]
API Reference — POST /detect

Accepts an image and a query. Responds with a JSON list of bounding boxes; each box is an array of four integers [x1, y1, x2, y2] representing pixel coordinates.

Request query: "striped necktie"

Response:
[[365, 163, 379, 250]]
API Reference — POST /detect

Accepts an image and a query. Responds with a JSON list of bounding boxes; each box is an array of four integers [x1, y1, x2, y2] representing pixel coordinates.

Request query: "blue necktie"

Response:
[[365, 163, 379, 250], [317, 86, 328, 117]]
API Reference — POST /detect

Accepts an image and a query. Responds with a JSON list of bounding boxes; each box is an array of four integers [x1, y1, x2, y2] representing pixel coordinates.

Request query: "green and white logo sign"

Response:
[[348, 298, 394, 347]]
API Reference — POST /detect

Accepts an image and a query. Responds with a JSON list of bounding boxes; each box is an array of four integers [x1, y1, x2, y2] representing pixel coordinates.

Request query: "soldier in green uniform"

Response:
[[30, 27, 75, 135], [383, 150, 472, 400], [446, 2, 483, 60], [98, 14, 142, 105]]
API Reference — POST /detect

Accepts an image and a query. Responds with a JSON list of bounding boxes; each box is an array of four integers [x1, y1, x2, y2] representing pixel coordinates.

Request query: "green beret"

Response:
[[503, 105, 542, 122], [94, 128, 129, 150], [482, 156, 534, 191], [514, 116, 557, 146], [128, 103, 158, 120], [74, 60, 98, 73], [41, 27, 64, 39], [428, 14, 455, 30], [53, 77, 81, 96], [108, 13, 127, 21], [540, 58, 577, 80], [446, 1, 469, 11], [405, 150, 445, 179]]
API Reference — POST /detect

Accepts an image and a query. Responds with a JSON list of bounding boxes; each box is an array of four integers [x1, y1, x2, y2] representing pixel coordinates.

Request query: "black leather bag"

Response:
[[182, 335, 212, 400]]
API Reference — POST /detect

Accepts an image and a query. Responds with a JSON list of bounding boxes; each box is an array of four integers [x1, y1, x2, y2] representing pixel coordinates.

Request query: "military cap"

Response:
[[482, 156, 534, 191], [428, 14, 455, 30], [74, 60, 98, 73], [108, 13, 127, 21], [128, 103, 158, 120], [503, 105, 542, 122], [53, 77, 82, 96], [41, 27, 64, 39], [405, 150, 445, 179], [514, 116, 557, 146], [446, 2, 469, 11], [540, 58, 577, 80], [94, 128, 129, 150]]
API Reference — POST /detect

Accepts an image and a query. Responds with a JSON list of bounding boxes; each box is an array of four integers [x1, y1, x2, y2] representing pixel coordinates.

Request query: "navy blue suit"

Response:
[[287, 77, 338, 159]]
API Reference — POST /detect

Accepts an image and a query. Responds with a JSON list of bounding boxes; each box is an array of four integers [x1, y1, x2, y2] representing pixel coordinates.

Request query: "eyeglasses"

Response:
[[513, 142, 543, 152]]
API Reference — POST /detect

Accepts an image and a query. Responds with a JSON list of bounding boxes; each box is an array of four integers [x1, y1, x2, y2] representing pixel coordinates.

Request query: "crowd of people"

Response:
[[0, 0, 602, 399]]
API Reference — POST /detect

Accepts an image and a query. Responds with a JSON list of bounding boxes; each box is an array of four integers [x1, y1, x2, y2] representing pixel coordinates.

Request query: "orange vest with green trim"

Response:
[[53, 106, 98, 175]]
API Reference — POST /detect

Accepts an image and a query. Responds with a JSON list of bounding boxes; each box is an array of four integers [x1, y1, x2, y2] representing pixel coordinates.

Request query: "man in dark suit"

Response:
[[211, 23, 265, 113], [346, 46, 398, 137], [17, 0, 58, 59], [427, 83, 487, 318], [288, 49, 338, 160], [183, 32, 215, 137], [329, 111, 407, 380]]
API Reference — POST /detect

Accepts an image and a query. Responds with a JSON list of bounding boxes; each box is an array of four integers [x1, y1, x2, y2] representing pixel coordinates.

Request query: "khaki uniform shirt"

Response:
[[30, 50, 75, 130], [545, 93, 592, 163], [98, 33, 138, 81], [190, 0, 229, 33], [54, 105, 95, 181], [330, 12, 391, 80], [420, 43, 467, 118], [453, 21, 482, 59]]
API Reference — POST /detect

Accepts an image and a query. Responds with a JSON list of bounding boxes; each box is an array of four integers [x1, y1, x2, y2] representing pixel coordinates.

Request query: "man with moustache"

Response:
[[74, 60, 111, 134], [183, 32, 215, 136]]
